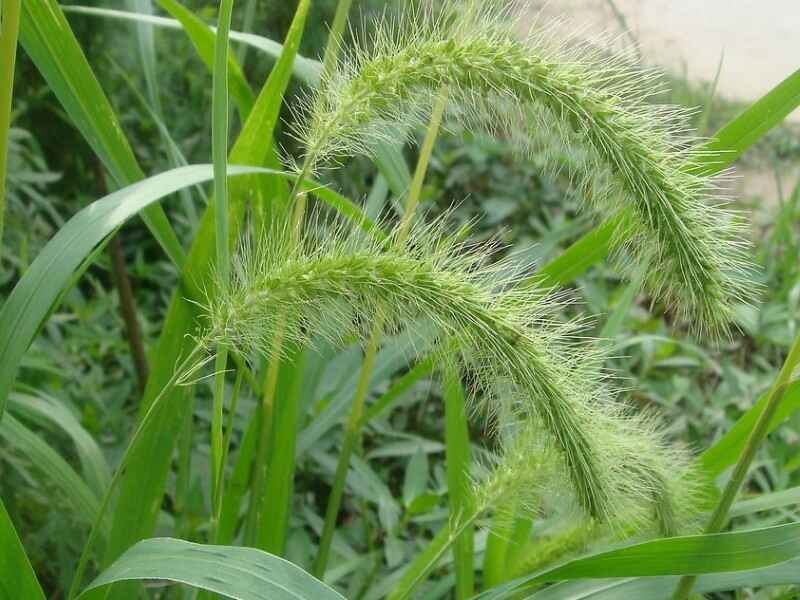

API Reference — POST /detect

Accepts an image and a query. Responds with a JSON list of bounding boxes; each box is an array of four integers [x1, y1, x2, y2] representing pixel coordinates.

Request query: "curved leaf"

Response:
[[20, 0, 185, 267], [81, 538, 345, 600], [701, 380, 800, 477], [62, 5, 322, 85], [0, 414, 104, 531], [8, 389, 111, 495], [0, 165, 380, 419], [0, 165, 240, 417], [528, 558, 800, 599], [474, 522, 800, 599], [0, 499, 45, 600]]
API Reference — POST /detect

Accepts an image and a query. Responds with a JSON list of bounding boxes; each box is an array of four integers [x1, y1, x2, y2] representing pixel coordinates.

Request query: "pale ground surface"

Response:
[[519, 0, 800, 206]]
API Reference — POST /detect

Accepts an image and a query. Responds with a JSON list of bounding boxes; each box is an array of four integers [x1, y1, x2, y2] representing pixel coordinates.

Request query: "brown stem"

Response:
[[108, 234, 149, 393], [94, 161, 149, 392]]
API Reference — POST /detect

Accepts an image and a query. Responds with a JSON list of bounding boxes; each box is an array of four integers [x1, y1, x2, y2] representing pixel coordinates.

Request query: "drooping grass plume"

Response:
[[205, 218, 699, 531], [292, 0, 753, 337]]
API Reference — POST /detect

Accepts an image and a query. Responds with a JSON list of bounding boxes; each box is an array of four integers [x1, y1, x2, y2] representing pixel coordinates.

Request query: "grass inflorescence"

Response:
[[206, 218, 699, 533], [294, 0, 754, 337]]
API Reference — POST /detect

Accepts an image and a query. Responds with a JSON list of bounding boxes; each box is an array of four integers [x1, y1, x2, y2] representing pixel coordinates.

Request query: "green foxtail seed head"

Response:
[[206, 216, 700, 533], [293, 0, 754, 337]]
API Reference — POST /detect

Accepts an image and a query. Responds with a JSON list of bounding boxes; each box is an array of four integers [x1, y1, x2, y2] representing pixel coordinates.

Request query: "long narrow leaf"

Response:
[[443, 363, 474, 599], [81, 538, 345, 600], [20, 0, 185, 267], [0, 499, 45, 600], [701, 381, 800, 477], [100, 6, 314, 593], [0, 165, 266, 417], [0, 0, 21, 251], [527, 558, 800, 600], [0, 414, 103, 530], [8, 389, 111, 496], [259, 346, 306, 554], [62, 5, 321, 86], [474, 522, 800, 600]]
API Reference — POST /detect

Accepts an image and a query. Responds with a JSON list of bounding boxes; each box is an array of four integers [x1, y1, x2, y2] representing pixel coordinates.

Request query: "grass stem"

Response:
[[322, 0, 353, 81], [108, 234, 149, 394], [210, 0, 235, 533], [387, 509, 482, 600], [672, 332, 800, 599], [313, 90, 449, 576], [67, 346, 205, 600], [245, 0, 354, 548], [313, 319, 382, 576], [0, 0, 21, 261], [93, 159, 150, 394], [442, 360, 474, 599]]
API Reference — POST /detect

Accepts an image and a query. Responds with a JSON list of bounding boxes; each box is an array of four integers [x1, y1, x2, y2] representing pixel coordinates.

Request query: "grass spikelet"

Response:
[[292, 0, 754, 337], [206, 217, 698, 531]]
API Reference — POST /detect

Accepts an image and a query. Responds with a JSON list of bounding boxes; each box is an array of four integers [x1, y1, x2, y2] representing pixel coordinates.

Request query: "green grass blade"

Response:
[[700, 68, 800, 169], [19, 0, 185, 268], [482, 507, 520, 589], [0, 0, 21, 254], [729, 486, 800, 518], [0, 164, 268, 418], [8, 389, 111, 496], [154, 0, 254, 120], [79, 538, 345, 600], [531, 67, 800, 289], [474, 522, 800, 600], [701, 381, 800, 477], [528, 558, 800, 599], [0, 498, 45, 600], [259, 346, 306, 554], [0, 414, 104, 531], [443, 362, 475, 599], [320, 0, 353, 80], [210, 0, 235, 532], [529, 217, 621, 289], [63, 4, 414, 198], [125, 0, 162, 116], [63, 4, 322, 87], [100, 6, 313, 593], [235, 0, 257, 67]]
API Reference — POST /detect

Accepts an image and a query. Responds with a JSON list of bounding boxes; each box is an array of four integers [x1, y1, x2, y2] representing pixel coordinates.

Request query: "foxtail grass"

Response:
[[313, 89, 449, 577], [293, 0, 753, 337], [206, 218, 699, 531]]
